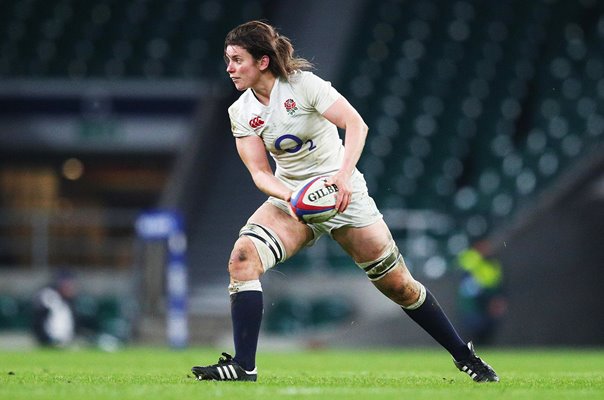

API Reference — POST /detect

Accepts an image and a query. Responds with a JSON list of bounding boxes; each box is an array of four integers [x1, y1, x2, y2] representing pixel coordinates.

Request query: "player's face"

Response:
[[225, 45, 262, 91]]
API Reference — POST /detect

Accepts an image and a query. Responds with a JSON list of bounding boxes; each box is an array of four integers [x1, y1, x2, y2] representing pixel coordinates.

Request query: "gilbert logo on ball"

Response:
[[290, 176, 339, 223]]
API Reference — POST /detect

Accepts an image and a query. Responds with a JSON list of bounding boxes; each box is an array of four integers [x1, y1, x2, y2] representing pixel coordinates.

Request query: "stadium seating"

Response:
[[0, 295, 31, 330], [281, 0, 604, 276], [0, 0, 264, 79], [264, 294, 354, 334], [1, 0, 602, 281]]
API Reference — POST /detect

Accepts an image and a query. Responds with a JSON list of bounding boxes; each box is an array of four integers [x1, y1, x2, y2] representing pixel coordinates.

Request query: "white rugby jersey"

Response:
[[228, 71, 353, 189]]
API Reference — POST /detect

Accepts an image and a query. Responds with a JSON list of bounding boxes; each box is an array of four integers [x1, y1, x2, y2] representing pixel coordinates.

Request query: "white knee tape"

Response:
[[401, 282, 427, 310], [356, 241, 402, 281], [228, 279, 262, 295], [239, 223, 286, 271]]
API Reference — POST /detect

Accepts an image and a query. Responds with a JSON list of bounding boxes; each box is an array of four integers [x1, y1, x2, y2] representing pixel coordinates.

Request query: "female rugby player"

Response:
[[191, 21, 498, 383]]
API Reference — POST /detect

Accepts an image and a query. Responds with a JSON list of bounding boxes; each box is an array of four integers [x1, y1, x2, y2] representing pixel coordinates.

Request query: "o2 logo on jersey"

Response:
[[275, 134, 316, 153], [249, 116, 265, 129]]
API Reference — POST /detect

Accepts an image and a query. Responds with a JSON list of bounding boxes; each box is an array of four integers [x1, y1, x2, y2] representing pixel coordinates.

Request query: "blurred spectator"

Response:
[[457, 240, 507, 345], [31, 271, 77, 347]]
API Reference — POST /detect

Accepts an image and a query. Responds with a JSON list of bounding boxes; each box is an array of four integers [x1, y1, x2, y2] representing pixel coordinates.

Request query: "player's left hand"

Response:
[[325, 172, 352, 213]]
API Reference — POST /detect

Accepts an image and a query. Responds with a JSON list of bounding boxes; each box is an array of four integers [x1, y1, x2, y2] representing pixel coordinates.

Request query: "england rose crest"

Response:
[[284, 98, 298, 115]]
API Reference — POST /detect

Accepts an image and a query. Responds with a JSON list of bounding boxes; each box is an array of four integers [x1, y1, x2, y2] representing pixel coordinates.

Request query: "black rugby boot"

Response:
[[453, 342, 499, 382], [191, 352, 257, 382]]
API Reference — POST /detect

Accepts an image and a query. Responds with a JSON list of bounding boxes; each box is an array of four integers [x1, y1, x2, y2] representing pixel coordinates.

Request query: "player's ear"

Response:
[[258, 55, 270, 71]]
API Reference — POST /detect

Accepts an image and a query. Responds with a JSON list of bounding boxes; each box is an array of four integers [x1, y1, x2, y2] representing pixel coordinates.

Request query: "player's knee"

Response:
[[359, 242, 425, 307], [238, 222, 286, 271], [380, 272, 426, 308], [228, 238, 263, 281], [356, 241, 402, 281]]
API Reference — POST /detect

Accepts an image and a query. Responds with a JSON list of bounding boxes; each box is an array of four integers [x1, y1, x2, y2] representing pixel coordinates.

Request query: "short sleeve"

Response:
[[297, 72, 341, 114], [228, 102, 255, 138]]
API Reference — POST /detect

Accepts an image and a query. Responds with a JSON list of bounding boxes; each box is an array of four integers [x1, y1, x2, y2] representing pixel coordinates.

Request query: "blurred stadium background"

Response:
[[0, 0, 603, 350]]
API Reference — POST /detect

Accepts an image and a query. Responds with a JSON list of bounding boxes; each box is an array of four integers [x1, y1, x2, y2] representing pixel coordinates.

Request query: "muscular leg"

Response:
[[227, 236, 263, 372], [376, 266, 471, 361], [228, 202, 312, 371], [333, 220, 471, 361]]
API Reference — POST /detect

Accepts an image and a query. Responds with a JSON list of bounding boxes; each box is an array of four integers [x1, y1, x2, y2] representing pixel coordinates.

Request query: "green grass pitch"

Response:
[[1, 347, 603, 399]]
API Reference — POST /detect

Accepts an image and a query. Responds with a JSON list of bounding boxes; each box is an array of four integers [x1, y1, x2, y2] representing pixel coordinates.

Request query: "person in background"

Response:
[[31, 271, 77, 347], [457, 240, 507, 345]]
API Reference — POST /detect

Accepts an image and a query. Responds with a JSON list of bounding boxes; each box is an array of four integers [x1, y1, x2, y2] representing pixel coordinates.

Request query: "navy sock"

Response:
[[403, 288, 471, 361], [231, 290, 263, 371]]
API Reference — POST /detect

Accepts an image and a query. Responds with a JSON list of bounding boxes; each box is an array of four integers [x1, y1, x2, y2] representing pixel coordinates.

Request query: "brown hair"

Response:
[[224, 20, 313, 79]]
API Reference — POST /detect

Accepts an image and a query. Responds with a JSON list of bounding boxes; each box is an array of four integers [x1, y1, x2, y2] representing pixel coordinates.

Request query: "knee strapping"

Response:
[[357, 241, 402, 281], [239, 223, 286, 271], [228, 279, 262, 295]]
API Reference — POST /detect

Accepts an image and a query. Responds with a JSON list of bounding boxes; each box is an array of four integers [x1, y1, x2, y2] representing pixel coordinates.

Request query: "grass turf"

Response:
[[1, 347, 603, 399]]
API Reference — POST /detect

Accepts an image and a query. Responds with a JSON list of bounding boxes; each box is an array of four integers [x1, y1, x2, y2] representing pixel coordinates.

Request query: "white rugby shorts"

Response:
[[267, 170, 383, 246]]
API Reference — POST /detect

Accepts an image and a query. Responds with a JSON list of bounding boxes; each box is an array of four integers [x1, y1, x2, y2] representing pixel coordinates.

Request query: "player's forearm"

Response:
[[251, 171, 292, 201], [340, 120, 368, 177]]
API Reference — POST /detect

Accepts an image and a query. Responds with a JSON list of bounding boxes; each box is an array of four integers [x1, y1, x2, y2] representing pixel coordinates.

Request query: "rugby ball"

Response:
[[290, 176, 339, 223]]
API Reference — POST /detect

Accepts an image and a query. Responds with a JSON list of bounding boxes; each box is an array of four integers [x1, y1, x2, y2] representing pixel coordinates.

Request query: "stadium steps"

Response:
[[336, 0, 604, 273]]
